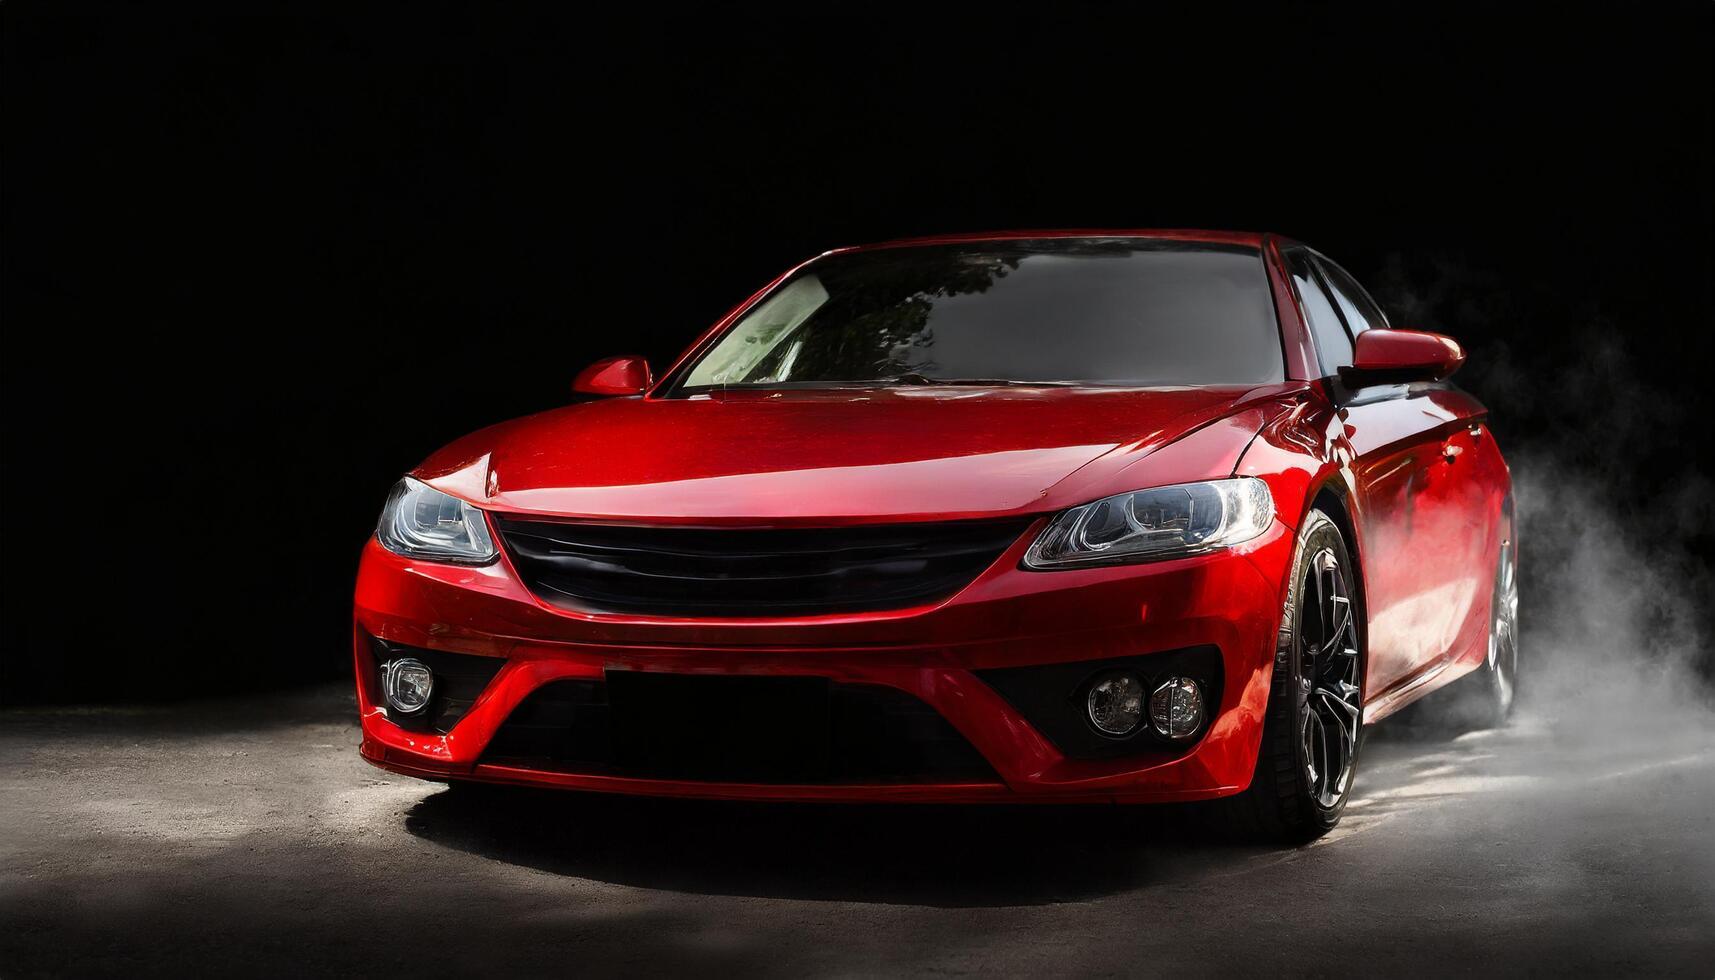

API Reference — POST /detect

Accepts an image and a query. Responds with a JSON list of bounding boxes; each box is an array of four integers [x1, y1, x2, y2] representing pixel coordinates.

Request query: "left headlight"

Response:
[[376, 477, 498, 564], [1023, 477, 1275, 569]]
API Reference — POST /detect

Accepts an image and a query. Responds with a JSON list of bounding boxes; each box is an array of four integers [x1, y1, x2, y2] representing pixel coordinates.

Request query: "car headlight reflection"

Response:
[[375, 477, 498, 564], [1024, 477, 1274, 569]]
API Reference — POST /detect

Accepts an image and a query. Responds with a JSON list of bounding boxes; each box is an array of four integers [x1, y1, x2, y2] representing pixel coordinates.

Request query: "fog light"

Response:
[[1150, 677, 1205, 740], [382, 658, 434, 715], [1086, 672, 1145, 736]]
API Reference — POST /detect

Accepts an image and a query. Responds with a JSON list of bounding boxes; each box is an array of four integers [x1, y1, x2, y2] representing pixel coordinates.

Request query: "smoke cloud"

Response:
[[1371, 252, 1715, 727], [1333, 260, 1715, 930]]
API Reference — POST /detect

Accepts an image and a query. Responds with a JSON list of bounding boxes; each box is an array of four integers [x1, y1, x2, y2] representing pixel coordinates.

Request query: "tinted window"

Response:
[[1285, 248, 1352, 372], [673, 239, 1283, 391], [1318, 257, 1390, 334]]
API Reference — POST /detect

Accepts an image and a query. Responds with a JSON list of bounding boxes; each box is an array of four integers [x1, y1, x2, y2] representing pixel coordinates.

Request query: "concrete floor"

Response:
[[3, 680, 1712, 977]]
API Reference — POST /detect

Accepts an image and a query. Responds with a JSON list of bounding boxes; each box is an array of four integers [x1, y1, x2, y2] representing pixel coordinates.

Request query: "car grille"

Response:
[[490, 515, 1030, 617], [481, 674, 1000, 785]]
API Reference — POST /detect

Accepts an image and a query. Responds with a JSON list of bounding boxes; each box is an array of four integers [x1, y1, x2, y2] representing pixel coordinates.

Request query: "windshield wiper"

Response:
[[874, 374, 1082, 387]]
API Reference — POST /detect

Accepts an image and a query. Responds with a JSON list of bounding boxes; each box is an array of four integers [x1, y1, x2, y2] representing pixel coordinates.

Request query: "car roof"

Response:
[[841, 228, 1269, 253]]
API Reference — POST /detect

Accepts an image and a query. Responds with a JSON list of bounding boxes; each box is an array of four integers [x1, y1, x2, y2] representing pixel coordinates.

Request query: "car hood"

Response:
[[416, 384, 1304, 523]]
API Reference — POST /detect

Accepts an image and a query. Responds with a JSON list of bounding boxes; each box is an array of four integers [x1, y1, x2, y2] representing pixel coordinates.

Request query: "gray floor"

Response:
[[3, 677, 1712, 977]]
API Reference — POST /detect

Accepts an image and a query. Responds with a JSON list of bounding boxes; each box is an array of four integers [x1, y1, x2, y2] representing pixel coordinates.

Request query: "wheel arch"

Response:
[[1306, 482, 1371, 698], [1309, 483, 1361, 576]]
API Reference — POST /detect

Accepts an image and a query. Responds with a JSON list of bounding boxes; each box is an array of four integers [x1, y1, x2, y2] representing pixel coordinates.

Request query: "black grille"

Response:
[[482, 674, 999, 784], [491, 516, 1029, 617]]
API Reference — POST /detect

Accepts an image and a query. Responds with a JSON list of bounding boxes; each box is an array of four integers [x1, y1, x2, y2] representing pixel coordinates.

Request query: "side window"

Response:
[[1284, 248, 1352, 372], [1317, 257, 1391, 334]]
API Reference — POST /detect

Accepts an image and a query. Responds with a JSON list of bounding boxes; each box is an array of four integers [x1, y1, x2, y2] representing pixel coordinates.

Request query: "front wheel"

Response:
[[1218, 508, 1363, 842]]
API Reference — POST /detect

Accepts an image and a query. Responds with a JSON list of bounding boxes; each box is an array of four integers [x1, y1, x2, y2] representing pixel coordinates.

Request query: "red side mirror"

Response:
[[1341, 329, 1465, 387], [573, 355, 653, 396]]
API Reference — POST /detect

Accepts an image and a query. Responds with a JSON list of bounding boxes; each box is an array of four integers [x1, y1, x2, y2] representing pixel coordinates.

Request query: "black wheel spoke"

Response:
[[1305, 711, 1326, 796], [1298, 545, 1362, 809], [1330, 703, 1356, 761], [1324, 563, 1340, 641], [1317, 686, 1360, 720], [1317, 707, 1344, 765], [1323, 594, 1352, 656], [1489, 541, 1520, 712]]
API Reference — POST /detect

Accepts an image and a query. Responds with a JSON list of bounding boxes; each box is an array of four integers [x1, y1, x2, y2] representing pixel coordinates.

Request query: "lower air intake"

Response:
[[482, 674, 999, 785]]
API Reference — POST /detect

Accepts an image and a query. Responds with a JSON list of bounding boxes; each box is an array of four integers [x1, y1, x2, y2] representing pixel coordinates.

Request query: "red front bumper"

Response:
[[353, 520, 1295, 804]]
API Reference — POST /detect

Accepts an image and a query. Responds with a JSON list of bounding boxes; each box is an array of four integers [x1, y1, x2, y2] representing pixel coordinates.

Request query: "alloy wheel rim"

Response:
[[1298, 547, 1361, 809], [1489, 541, 1519, 711]]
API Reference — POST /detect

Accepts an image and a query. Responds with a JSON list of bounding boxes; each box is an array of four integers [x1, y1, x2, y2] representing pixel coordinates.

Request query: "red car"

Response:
[[354, 230, 1516, 840]]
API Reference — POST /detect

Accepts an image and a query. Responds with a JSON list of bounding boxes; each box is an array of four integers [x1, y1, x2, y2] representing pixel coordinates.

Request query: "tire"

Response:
[[1473, 533, 1520, 724], [1424, 532, 1520, 730], [1217, 508, 1364, 843]]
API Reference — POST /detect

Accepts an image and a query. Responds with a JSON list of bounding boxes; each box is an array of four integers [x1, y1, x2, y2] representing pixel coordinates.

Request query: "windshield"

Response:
[[669, 238, 1283, 393]]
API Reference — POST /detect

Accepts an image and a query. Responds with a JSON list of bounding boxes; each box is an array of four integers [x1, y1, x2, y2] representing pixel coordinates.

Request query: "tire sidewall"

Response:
[[1482, 537, 1519, 722], [1283, 509, 1363, 828]]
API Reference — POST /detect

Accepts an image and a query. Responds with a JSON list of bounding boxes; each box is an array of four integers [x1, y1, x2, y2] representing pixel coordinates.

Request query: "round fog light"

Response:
[[383, 658, 434, 715], [1150, 677, 1205, 740], [1086, 672, 1145, 737]]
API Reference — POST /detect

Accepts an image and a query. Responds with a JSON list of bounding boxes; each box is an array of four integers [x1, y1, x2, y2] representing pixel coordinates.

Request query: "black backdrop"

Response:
[[3, 2, 1710, 704]]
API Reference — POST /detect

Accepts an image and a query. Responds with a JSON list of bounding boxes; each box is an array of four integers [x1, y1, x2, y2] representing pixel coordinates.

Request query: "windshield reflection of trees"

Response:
[[745, 239, 1201, 385], [751, 251, 1022, 382]]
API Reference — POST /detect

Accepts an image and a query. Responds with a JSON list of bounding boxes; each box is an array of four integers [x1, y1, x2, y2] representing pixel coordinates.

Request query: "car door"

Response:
[[1320, 258, 1498, 679], [1283, 248, 1478, 697]]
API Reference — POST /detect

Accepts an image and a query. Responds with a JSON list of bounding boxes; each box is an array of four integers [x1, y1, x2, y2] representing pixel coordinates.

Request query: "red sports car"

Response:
[[354, 230, 1516, 839]]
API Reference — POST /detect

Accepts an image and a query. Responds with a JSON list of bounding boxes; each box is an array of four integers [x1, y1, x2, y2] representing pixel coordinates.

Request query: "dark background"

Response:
[[3, 2, 1709, 704]]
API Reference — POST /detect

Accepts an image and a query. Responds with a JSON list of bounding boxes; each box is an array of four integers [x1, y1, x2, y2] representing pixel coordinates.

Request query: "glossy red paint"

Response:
[[356, 523, 1292, 801], [572, 355, 652, 396], [1345, 329, 1466, 384], [354, 229, 1513, 803], [415, 384, 1302, 524]]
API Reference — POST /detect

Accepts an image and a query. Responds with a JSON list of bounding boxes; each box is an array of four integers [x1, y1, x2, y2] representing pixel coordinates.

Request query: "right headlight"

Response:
[[1023, 477, 1275, 569], [375, 477, 498, 564]]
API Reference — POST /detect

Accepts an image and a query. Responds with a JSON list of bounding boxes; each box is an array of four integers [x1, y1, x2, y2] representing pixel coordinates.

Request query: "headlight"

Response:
[[1023, 477, 1274, 569], [376, 477, 497, 564]]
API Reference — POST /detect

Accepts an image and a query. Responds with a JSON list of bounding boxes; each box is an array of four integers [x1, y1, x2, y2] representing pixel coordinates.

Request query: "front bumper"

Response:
[[353, 518, 1295, 803]]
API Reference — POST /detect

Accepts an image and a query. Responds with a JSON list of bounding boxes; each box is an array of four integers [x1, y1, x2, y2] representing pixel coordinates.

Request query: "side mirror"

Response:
[[1340, 329, 1465, 387], [573, 355, 652, 397]]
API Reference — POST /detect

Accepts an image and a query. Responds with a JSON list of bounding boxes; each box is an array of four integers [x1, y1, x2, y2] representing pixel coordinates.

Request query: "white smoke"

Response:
[[1370, 254, 1714, 728]]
